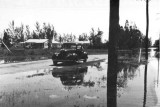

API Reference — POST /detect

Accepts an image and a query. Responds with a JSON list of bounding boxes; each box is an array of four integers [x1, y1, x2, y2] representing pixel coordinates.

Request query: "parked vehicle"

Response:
[[52, 42, 88, 65]]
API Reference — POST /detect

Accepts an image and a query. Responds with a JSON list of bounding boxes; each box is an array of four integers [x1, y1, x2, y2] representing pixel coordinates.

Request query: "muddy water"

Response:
[[0, 57, 159, 107]]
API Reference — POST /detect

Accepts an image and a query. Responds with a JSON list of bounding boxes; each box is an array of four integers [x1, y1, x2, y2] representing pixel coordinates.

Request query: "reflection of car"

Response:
[[52, 42, 88, 65], [52, 67, 88, 86]]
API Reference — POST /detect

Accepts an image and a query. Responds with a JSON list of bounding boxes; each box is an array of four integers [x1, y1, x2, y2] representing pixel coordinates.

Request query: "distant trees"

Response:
[[8, 20, 24, 43], [88, 28, 103, 48], [25, 25, 31, 39], [117, 20, 151, 49], [153, 40, 159, 47], [2, 21, 58, 49], [57, 33, 76, 43], [43, 23, 55, 49], [78, 33, 88, 41], [2, 29, 11, 47], [1, 20, 152, 50], [153, 39, 159, 48]]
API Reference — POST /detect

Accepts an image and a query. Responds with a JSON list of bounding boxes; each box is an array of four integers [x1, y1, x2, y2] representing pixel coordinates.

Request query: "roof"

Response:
[[62, 41, 89, 45], [25, 39, 48, 43], [77, 41, 90, 44]]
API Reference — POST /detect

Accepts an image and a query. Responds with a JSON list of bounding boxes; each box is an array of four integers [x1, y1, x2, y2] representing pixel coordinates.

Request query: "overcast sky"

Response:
[[0, 0, 159, 42]]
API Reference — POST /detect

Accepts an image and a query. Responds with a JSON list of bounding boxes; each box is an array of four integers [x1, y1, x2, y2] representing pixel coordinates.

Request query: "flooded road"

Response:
[[0, 54, 160, 107], [117, 57, 160, 107]]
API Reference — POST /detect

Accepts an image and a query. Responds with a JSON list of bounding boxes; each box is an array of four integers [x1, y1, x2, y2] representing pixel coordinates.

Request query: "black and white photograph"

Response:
[[0, 0, 160, 107]]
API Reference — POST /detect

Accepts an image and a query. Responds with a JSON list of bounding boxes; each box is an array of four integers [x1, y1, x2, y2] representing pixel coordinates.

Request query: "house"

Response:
[[25, 39, 48, 49]]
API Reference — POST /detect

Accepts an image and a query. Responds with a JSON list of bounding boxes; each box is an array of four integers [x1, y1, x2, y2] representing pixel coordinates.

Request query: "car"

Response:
[[52, 42, 88, 65]]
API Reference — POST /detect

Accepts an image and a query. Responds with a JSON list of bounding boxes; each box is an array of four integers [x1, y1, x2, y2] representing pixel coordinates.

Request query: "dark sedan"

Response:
[[52, 42, 88, 65]]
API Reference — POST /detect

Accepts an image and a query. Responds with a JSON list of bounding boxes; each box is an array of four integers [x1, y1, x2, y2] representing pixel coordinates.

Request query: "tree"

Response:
[[142, 36, 152, 48], [89, 28, 103, 48], [7, 21, 25, 43], [153, 39, 159, 47], [153, 39, 159, 52], [95, 28, 103, 47], [32, 31, 38, 39], [25, 25, 31, 40], [117, 21, 151, 49], [89, 28, 95, 46], [107, 0, 119, 107], [45, 23, 53, 49], [35, 22, 40, 32], [59, 33, 76, 42], [2, 30, 11, 48], [78, 33, 88, 41]]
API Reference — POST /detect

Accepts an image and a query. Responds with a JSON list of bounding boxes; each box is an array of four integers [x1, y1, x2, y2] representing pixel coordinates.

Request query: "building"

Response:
[[25, 39, 48, 49]]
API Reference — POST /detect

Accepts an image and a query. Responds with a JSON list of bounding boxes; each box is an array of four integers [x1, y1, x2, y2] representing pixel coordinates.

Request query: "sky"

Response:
[[0, 0, 159, 43]]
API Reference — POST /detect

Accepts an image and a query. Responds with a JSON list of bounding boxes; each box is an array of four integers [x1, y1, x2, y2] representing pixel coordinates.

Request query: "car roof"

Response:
[[62, 42, 82, 45]]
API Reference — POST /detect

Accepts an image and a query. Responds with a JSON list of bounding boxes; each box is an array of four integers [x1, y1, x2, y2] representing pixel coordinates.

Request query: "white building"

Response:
[[25, 39, 48, 49]]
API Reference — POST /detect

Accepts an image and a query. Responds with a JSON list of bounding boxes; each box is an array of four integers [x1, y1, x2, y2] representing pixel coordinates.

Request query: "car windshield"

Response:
[[62, 43, 76, 49]]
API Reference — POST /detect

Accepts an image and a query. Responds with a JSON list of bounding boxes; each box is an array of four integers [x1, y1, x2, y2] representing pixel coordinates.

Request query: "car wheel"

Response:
[[53, 61, 57, 65], [83, 59, 87, 62]]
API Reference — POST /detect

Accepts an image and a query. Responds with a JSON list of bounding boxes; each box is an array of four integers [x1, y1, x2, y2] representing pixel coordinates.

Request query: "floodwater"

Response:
[[0, 55, 160, 107]]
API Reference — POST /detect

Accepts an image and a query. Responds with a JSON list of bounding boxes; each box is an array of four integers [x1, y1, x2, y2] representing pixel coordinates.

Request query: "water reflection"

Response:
[[155, 57, 160, 106], [107, 47, 118, 107], [107, 51, 145, 107], [143, 64, 148, 107], [158, 58, 159, 86], [52, 67, 88, 86], [117, 62, 139, 89], [107, 61, 117, 107], [90, 62, 103, 71], [1, 53, 159, 106]]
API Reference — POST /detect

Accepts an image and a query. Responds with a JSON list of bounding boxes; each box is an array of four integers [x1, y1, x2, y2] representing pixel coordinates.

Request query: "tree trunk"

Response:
[[108, 0, 119, 61], [145, 0, 149, 60], [107, 0, 119, 107]]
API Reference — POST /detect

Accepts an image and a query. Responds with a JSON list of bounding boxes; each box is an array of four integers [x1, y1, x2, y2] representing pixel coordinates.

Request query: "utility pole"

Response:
[[158, 33, 160, 59], [107, 0, 119, 107], [145, 0, 149, 60]]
